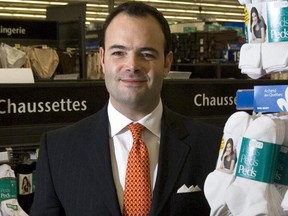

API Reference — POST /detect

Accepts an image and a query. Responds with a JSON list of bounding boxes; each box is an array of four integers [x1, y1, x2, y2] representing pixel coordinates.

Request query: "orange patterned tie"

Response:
[[123, 123, 152, 216]]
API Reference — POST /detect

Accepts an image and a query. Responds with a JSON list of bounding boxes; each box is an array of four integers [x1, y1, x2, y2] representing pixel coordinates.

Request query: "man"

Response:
[[30, 1, 222, 215]]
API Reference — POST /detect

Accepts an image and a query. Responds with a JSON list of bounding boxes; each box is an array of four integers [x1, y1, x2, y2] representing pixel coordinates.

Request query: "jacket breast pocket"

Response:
[[170, 191, 210, 216]]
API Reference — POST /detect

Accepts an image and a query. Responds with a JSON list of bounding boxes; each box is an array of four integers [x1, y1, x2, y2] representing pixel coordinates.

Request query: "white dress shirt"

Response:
[[108, 100, 162, 212]]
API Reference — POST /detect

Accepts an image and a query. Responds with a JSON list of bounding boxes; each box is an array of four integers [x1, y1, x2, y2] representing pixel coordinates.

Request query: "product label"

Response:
[[18, 173, 33, 195], [236, 89, 254, 110], [254, 85, 288, 113], [245, 2, 268, 43], [0, 178, 17, 201], [6, 203, 18, 211], [274, 146, 288, 185], [216, 133, 242, 175], [244, 0, 288, 43], [267, 1, 288, 42], [236, 137, 280, 183]]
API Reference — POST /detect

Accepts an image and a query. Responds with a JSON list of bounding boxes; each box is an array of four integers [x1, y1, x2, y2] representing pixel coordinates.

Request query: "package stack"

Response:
[[238, 0, 288, 80], [204, 111, 288, 216], [171, 32, 197, 63], [209, 30, 240, 61], [204, 0, 288, 211], [195, 31, 209, 62], [171, 30, 240, 64], [0, 164, 29, 216]]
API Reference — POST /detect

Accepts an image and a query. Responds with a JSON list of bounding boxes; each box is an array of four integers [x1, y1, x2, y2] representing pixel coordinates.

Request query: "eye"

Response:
[[141, 51, 156, 60], [111, 51, 125, 57]]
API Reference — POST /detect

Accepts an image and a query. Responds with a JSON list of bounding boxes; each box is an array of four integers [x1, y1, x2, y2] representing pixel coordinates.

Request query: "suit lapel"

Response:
[[83, 105, 122, 216], [150, 108, 191, 215]]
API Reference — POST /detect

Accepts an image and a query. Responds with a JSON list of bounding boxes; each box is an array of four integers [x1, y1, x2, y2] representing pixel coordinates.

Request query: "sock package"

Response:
[[225, 115, 285, 216], [239, 42, 288, 79], [238, 43, 265, 79], [204, 111, 252, 216], [278, 116, 288, 213], [0, 164, 28, 216], [205, 112, 288, 216], [262, 43, 288, 74]]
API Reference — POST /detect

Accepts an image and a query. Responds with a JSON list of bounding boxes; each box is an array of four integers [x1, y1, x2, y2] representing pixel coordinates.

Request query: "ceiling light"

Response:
[[137, 0, 244, 9], [87, 4, 108, 8], [165, 15, 197, 20], [86, 11, 108, 16], [0, 12, 45, 18], [0, 0, 67, 5], [0, 7, 46, 12], [215, 18, 245, 22]]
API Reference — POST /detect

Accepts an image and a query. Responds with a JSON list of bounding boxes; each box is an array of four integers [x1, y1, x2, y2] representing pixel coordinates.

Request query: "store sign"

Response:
[[0, 84, 108, 126], [162, 81, 252, 118], [0, 81, 283, 127], [0, 20, 57, 40]]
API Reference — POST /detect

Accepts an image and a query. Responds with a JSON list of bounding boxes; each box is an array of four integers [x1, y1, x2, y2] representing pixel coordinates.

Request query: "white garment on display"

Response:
[[0, 164, 28, 216], [225, 115, 285, 216], [204, 111, 252, 216], [238, 43, 266, 79], [262, 42, 288, 73]]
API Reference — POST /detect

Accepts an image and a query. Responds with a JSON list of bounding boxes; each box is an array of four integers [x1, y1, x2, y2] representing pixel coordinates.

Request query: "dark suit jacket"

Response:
[[30, 105, 222, 216]]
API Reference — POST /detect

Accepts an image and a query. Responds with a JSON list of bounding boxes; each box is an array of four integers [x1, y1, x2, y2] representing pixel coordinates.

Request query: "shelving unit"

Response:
[[171, 63, 247, 79]]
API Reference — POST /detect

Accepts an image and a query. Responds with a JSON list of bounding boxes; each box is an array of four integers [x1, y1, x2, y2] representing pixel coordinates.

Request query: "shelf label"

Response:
[[254, 85, 288, 112]]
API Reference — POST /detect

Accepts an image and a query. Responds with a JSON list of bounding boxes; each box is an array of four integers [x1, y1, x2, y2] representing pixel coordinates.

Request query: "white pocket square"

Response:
[[177, 184, 201, 193]]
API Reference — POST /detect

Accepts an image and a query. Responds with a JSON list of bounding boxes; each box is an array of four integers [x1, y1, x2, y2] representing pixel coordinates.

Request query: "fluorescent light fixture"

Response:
[[0, 0, 67, 5], [86, 17, 106, 21], [165, 15, 198, 20], [86, 11, 108, 16], [215, 18, 244, 22], [0, 0, 244, 23], [0, 7, 46, 12], [201, 11, 244, 17], [0, 12, 45, 18], [158, 8, 243, 17], [87, 4, 108, 8], [137, 0, 244, 9]]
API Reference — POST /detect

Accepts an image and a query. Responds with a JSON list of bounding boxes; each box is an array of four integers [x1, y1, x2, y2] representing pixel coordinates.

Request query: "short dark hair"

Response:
[[100, 1, 172, 55]]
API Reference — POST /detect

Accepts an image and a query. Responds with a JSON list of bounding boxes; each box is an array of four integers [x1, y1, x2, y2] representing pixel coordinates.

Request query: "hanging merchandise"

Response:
[[238, 43, 264, 79], [205, 84, 288, 216], [204, 111, 253, 216], [275, 116, 288, 202], [14, 161, 36, 215], [87, 51, 104, 80], [56, 49, 78, 75], [262, 43, 288, 74], [28, 45, 59, 79], [0, 164, 28, 216], [225, 115, 285, 216], [237, 0, 288, 80], [0, 43, 26, 69]]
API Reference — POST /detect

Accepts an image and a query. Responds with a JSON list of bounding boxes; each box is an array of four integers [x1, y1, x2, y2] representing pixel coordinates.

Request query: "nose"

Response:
[[125, 53, 140, 72]]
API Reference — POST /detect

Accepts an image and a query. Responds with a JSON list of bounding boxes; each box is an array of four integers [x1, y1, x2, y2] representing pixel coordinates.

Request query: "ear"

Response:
[[163, 51, 173, 77], [99, 47, 105, 73]]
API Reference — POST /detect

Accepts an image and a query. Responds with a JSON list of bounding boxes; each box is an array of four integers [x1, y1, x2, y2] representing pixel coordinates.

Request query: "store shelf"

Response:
[[171, 63, 247, 79]]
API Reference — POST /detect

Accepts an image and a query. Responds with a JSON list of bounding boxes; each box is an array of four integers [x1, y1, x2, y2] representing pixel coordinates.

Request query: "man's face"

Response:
[[100, 13, 172, 114]]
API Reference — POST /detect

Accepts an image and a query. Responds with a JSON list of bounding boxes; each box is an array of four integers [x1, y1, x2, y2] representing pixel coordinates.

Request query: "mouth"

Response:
[[121, 79, 146, 87], [121, 76, 147, 84]]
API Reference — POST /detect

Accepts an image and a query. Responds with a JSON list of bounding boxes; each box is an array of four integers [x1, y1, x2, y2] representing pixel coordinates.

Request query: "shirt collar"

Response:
[[108, 100, 163, 138]]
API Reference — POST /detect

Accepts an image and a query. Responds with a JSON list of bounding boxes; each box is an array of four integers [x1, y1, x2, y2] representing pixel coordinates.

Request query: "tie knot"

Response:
[[128, 123, 144, 140]]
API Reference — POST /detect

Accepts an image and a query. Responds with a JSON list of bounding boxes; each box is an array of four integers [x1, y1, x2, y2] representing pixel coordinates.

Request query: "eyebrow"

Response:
[[139, 47, 159, 55], [108, 44, 159, 55], [108, 44, 126, 51]]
